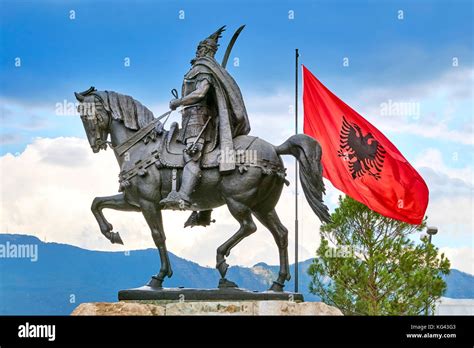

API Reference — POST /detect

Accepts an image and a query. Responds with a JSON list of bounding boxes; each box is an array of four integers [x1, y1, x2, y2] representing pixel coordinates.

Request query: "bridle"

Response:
[[80, 94, 113, 151]]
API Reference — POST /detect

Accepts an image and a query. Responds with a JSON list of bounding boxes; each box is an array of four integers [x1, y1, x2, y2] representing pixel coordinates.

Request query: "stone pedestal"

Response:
[[71, 301, 343, 316]]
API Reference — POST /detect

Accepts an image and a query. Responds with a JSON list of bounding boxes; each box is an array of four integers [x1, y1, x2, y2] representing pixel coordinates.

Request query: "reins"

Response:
[[111, 110, 174, 157]]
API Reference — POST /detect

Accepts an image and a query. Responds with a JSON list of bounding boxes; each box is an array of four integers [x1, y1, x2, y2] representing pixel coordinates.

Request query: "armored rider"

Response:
[[160, 26, 251, 213]]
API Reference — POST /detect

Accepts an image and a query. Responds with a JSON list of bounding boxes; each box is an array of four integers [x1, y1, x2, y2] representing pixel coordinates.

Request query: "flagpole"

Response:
[[294, 48, 299, 294]]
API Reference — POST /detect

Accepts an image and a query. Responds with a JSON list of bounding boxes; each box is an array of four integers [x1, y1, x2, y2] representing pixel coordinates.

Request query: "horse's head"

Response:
[[75, 87, 111, 153]]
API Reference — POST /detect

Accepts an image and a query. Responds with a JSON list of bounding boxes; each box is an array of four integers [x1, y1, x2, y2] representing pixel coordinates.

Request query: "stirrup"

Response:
[[160, 191, 191, 210], [184, 210, 216, 228]]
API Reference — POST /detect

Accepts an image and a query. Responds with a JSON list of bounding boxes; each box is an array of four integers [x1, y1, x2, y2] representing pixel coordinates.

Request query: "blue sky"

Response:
[[0, 0, 473, 271], [1, 1, 472, 94], [1, 0, 472, 152]]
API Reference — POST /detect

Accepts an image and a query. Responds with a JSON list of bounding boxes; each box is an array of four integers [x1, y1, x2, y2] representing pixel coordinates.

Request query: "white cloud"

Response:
[[348, 67, 474, 145], [0, 133, 23, 145], [245, 90, 296, 144], [415, 148, 473, 185], [440, 247, 474, 275], [413, 149, 473, 241], [242, 68, 473, 148], [0, 96, 54, 131]]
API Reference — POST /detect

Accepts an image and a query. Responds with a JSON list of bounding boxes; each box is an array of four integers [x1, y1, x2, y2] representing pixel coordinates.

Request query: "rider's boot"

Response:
[[160, 160, 200, 210]]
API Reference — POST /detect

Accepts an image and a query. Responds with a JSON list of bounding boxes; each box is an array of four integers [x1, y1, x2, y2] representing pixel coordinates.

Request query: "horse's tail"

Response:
[[275, 134, 331, 223]]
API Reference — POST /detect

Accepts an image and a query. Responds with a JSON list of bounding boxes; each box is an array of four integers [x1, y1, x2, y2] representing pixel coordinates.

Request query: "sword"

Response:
[[186, 117, 211, 155], [221, 25, 245, 69]]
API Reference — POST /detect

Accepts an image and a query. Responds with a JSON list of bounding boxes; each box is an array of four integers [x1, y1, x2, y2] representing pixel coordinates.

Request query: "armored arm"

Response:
[[170, 79, 210, 110]]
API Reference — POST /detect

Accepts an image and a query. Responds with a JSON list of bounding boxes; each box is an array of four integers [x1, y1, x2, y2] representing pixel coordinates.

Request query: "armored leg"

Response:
[[160, 139, 203, 210], [180, 159, 201, 201]]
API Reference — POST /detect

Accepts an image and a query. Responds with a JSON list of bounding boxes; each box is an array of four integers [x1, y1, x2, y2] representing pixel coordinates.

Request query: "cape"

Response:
[[192, 57, 251, 172], [193, 56, 251, 137]]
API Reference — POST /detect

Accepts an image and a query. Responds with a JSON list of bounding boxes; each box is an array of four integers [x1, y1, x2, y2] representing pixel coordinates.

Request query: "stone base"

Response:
[[118, 286, 304, 302], [71, 301, 343, 316]]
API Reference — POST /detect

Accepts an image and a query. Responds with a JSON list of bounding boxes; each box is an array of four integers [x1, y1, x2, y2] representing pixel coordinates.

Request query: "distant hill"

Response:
[[0, 234, 472, 315], [441, 269, 474, 299]]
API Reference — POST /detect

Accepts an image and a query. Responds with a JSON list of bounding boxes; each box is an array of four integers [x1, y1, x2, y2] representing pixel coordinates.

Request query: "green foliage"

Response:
[[308, 196, 450, 315]]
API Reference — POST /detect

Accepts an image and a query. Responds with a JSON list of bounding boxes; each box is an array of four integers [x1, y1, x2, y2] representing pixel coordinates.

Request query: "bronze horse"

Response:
[[75, 88, 330, 291]]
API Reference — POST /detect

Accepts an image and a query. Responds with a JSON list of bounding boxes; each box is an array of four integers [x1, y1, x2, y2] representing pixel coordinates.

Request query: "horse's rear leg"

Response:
[[140, 201, 173, 288], [253, 209, 290, 292], [216, 198, 257, 288], [91, 193, 140, 244]]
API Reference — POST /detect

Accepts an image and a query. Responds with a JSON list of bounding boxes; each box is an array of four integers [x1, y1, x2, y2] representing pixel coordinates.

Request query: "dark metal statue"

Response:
[[74, 26, 331, 293], [161, 26, 250, 213]]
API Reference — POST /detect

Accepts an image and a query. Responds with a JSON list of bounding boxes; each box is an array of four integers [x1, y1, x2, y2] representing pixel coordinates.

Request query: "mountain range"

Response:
[[0, 234, 472, 315]]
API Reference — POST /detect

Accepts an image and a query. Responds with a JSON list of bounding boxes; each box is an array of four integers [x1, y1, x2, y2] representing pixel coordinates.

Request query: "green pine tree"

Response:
[[308, 196, 450, 315]]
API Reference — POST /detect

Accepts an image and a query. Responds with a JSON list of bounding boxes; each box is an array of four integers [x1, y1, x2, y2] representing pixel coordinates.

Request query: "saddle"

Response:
[[118, 122, 261, 191], [156, 122, 258, 169]]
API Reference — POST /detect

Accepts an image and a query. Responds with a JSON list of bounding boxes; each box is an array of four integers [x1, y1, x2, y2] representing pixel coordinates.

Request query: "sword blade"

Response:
[[221, 25, 245, 69]]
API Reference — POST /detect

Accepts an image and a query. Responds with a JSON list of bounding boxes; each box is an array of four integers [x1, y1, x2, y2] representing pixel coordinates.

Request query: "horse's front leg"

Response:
[[140, 200, 172, 288], [91, 193, 140, 244]]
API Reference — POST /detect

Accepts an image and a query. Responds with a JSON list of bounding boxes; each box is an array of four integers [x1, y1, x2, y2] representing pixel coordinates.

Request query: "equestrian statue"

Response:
[[74, 25, 331, 292]]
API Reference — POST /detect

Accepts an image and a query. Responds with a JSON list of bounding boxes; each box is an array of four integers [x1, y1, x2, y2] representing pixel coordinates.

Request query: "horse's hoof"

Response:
[[110, 231, 124, 245], [218, 278, 238, 289], [147, 276, 163, 289], [269, 281, 284, 292]]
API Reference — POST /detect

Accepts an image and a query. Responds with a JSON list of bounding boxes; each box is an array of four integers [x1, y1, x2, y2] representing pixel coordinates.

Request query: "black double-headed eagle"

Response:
[[337, 116, 386, 180]]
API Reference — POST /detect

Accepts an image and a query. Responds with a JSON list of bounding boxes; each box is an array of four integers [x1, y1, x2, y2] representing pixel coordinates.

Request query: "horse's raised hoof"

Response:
[[218, 278, 238, 289], [147, 276, 163, 289], [269, 281, 284, 292], [110, 231, 124, 245]]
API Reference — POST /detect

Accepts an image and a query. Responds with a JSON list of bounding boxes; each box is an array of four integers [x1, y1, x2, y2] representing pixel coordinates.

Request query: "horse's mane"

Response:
[[94, 90, 155, 130]]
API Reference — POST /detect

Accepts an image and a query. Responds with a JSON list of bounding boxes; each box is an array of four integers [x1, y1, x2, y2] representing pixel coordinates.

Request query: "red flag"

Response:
[[302, 65, 428, 224]]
